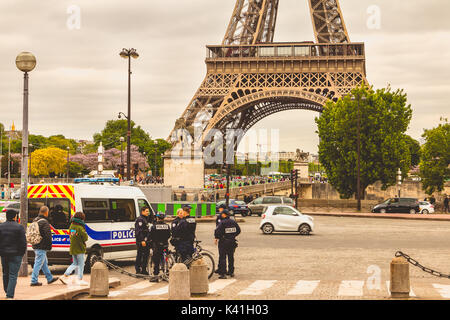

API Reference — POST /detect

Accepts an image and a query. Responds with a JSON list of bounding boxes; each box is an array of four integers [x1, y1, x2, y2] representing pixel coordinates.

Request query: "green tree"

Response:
[[419, 119, 450, 195], [315, 85, 413, 199], [93, 120, 152, 153], [404, 135, 421, 166]]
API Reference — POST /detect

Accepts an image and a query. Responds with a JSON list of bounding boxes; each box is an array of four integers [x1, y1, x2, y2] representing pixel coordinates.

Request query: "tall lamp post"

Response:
[[66, 146, 70, 182], [350, 93, 366, 212], [16, 51, 36, 277], [120, 136, 125, 177], [119, 48, 139, 181]]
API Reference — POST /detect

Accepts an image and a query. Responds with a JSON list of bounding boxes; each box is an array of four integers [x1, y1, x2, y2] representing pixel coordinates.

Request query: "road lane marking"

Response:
[[238, 280, 277, 295], [124, 281, 155, 290], [338, 281, 364, 296], [386, 281, 416, 297], [432, 284, 450, 298], [287, 280, 320, 295], [140, 285, 169, 296], [208, 279, 237, 294], [108, 290, 126, 297]]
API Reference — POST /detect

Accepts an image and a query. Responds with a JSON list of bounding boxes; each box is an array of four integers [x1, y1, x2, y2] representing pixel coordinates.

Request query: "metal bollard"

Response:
[[190, 258, 209, 295], [390, 257, 410, 298], [89, 261, 109, 297], [169, 263, 191, 300]]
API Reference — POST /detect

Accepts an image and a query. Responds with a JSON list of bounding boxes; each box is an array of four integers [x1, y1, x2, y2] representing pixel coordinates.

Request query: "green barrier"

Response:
[[150, 202, 217, 217]]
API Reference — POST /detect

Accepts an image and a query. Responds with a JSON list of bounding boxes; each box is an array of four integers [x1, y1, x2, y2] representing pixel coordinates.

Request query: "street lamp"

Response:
[[29, 143, 33, 178], [119, 48, 139, 181], [16, 51, 36, 277], [350, 93, 367, 212], [66, 146, 70, 182], [120, 136, 125, 177]]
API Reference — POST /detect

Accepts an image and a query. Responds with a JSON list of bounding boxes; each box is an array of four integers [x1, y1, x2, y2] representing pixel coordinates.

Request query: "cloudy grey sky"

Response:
[[1, 0, 449, 154]]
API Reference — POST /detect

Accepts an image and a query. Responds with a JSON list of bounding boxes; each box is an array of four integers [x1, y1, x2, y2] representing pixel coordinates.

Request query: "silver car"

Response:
[[247, 196, 295, 216]]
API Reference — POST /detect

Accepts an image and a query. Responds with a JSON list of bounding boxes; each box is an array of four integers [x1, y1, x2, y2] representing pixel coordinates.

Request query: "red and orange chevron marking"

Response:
[[27, 184, 76, 214]]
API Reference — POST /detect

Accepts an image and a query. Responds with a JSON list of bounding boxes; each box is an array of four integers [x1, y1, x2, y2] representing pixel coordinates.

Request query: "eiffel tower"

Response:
[[164, 0, 367, 188]]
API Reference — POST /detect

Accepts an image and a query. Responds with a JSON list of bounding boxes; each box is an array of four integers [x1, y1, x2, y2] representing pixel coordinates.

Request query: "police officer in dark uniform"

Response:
[[135, 206, 151, 275], [149, 212, 171, 282], [170, 208, 185, 248], [172, 205, 197, 262], [216, 203, 227, 226], [214, 209, 241, 279]]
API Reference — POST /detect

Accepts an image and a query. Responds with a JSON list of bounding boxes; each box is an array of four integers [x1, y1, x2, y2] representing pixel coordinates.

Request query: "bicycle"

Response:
[[148, 245, 175, 282], [173, 240, 216, 279]]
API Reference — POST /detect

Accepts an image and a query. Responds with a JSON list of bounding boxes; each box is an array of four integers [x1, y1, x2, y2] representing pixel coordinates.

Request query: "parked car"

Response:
[[248, 196, 295, 216], [11, 188, 21, 199], [419, 201, 435, 214], [0, 201, 20, 223], [216, 199, 251, 217], [259, 205, 314, 235], [371, 198, 420, 214]]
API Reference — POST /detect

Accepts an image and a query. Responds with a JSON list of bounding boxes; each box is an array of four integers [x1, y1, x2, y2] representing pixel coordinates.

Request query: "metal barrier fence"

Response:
[[149, 202, 217, 217]]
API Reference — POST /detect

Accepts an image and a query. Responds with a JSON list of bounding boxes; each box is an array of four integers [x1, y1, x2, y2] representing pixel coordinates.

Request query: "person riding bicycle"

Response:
[[149, 212, 171, 282], [214, 209, 241, 279], [172, 204, 197, 262]]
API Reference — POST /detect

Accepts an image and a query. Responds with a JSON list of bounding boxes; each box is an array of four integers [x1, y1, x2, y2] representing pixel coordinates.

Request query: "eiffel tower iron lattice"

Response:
[[164, 0, 367, 187]]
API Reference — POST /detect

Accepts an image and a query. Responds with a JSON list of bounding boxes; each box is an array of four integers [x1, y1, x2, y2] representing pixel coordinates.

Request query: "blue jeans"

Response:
[[64, 254, 85, 280], [31, 249, 54, 284], [1, 255, 23, 298]]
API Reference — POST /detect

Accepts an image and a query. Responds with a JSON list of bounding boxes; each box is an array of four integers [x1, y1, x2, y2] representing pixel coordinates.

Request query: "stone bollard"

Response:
[[190, 258, 209, 295], [169, 263, 190, 300], [89, 261, 109, 297], [390, 257, 410, 298]]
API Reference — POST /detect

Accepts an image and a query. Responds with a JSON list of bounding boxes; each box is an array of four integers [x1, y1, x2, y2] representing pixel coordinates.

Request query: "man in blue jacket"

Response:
[[0, 209, 27, 299]]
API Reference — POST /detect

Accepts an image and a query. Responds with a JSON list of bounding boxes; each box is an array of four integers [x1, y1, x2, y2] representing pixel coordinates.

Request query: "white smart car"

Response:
[[259, 205, 314, 235]]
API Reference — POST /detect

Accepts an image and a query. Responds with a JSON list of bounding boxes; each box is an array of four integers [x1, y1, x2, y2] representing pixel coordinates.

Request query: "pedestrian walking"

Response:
[[135, 206, 151, 275], [149, 212, 171, 282], [429, 195, 436, 205], [59, 212, 89, 286], [214, 209, 241, 279], [444, 195, 449, 214], [0, 209, 27, 299], [30, 206, 59, 286]]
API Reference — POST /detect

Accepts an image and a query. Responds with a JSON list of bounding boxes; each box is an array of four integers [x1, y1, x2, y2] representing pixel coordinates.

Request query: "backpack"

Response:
[[26, 220, 43, 245]]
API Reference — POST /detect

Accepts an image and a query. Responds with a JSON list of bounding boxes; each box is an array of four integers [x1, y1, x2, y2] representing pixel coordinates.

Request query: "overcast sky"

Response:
[[0, 0, 449, 154]]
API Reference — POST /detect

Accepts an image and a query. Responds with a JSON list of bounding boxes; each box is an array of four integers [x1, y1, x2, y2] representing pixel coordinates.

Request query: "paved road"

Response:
[[49, 215, 450, 299]]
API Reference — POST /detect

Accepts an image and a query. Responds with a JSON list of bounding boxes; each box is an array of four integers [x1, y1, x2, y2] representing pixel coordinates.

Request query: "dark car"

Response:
[[216, 199, 251, 217], [372, 198, 420, 214]]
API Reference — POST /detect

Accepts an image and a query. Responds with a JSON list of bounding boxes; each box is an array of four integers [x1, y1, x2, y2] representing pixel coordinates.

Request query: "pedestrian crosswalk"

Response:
[[107, 278, 450, 300]]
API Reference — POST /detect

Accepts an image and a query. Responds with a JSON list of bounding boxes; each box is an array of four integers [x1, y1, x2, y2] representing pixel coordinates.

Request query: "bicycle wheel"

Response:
[[199, 251, 215, 279]]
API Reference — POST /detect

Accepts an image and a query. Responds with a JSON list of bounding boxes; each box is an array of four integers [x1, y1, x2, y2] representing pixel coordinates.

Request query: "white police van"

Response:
[[27, 178, 153, 271]]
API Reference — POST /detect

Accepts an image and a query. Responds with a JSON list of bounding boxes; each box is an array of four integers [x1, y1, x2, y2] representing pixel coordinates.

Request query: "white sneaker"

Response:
[[76, 279, 89, 286]]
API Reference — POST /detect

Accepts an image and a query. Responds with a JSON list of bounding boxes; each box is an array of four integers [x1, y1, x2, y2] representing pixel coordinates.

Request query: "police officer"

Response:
[[172, 205, 197, 262], [214, 209, 241, 279], [149, 212, 171, 282], [170, 208, 185, 248], [135, 206, 151, 275], [216, 203, 227, 226]]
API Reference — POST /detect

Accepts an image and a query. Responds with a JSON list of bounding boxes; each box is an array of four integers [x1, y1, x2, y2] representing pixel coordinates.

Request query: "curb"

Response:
[[304, 212, 450, 222], [36, 277, 121, 300]]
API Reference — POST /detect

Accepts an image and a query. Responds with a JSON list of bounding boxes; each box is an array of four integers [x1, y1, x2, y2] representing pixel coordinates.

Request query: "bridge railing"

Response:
[[206, 42, 365, 60]]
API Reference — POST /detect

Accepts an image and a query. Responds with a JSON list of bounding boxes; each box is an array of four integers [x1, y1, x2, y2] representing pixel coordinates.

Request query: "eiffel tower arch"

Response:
[[164, 0, 367, 188]]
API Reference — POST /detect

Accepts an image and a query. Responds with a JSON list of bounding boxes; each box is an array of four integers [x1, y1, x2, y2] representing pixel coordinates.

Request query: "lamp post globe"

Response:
[[16, 52, 36, 72]]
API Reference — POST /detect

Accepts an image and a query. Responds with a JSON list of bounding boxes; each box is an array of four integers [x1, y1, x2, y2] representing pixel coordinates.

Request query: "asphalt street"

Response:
[[16, 215, 450, 300]]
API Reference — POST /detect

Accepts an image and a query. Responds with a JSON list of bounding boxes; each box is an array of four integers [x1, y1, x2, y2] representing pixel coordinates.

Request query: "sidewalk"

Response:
[[304, 211, 450, 221], [0, 275, 120, 300]]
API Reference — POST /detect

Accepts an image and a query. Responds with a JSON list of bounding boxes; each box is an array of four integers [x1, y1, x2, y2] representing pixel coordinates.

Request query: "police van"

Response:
[[27, 178, 154, 271]]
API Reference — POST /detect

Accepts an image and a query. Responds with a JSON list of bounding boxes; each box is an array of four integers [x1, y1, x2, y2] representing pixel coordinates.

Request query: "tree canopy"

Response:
[[315, 85, 413, 199], [419, 119, 450, 195]]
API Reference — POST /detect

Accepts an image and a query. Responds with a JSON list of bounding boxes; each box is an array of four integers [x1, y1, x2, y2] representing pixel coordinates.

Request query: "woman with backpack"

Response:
[[59, 212, 89, 286]]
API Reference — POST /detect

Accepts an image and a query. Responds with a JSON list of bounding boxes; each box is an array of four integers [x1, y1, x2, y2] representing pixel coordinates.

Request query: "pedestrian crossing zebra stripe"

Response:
[[338, 280, 365, 296], [287, 280, 320, 295], [106, 279, 449, 299], [238, 280, 277, 295]]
